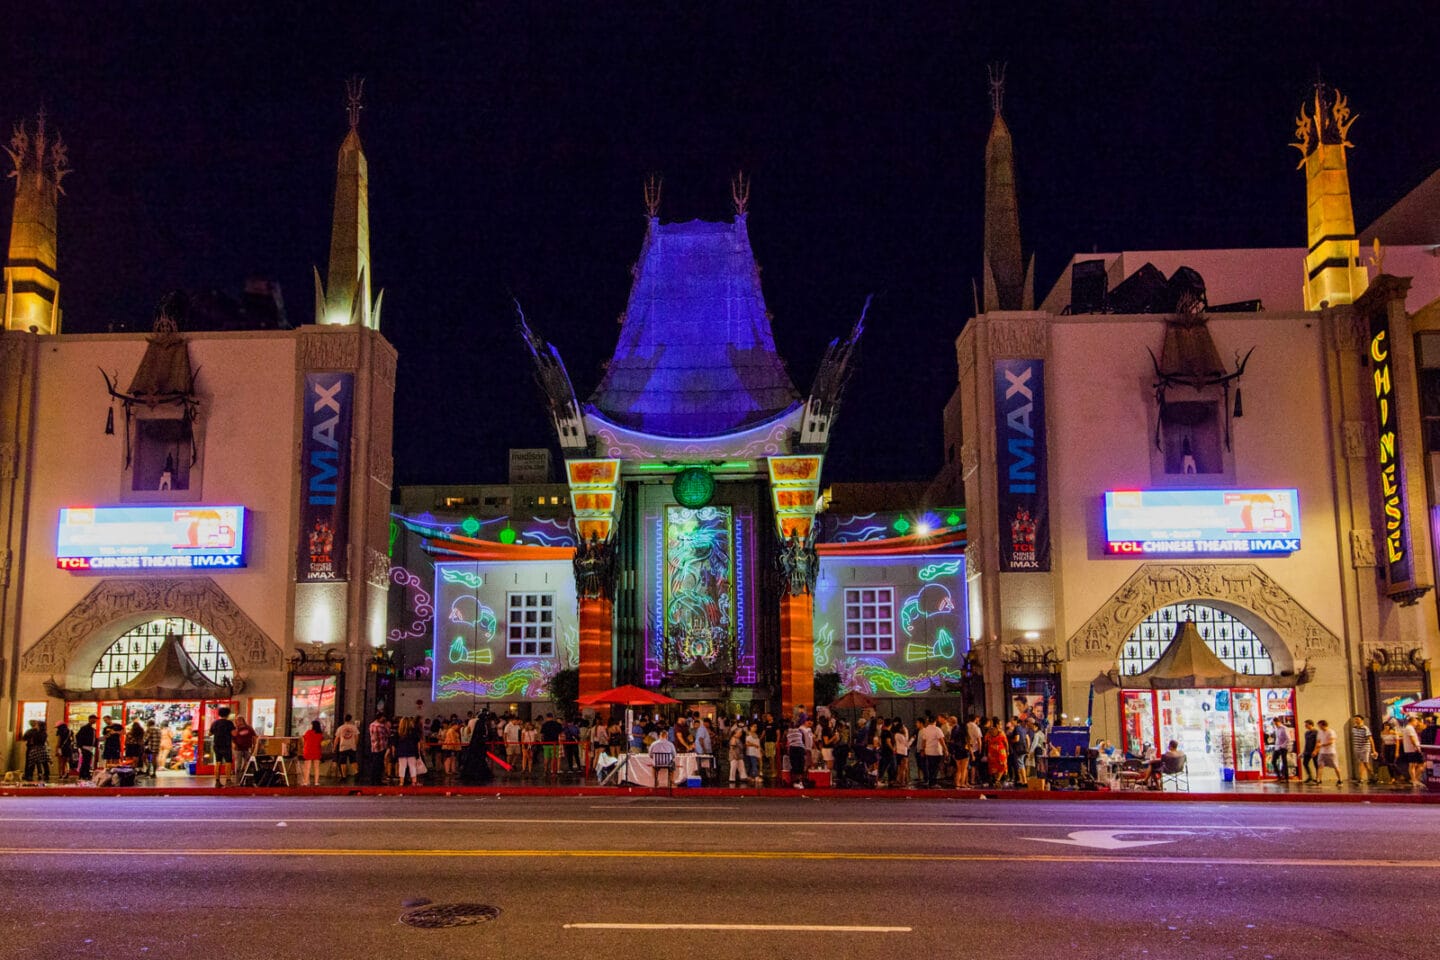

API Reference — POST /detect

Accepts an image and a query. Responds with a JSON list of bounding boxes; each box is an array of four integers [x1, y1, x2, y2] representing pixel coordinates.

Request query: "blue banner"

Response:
[[298, 372, 354, 582], [993, 359, 1049, 572]]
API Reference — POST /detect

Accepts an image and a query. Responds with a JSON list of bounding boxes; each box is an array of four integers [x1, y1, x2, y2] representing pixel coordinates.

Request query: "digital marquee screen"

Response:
[[57, 506, 247, 571], [1104, 489, 1300, 556]]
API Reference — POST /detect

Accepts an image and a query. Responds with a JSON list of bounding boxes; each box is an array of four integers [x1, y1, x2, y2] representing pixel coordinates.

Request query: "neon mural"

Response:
[[387, 565, 433, 644], [441, 568, 485, 590], [918, 559, 964, 582], [665, 505, 734, 663], [813, 622, 836, 669]]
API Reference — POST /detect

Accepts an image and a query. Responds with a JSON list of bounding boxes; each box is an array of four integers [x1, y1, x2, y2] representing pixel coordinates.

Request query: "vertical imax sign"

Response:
[[993, 358, 1049, 572], [297, 372, 354, 582]]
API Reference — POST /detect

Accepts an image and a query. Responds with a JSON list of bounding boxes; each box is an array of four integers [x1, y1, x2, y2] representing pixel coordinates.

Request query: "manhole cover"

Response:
[[400, 903, 501, 929]]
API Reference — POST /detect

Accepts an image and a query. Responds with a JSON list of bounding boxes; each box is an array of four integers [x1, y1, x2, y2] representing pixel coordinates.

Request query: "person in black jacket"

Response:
[[1300, 719, 1319, 784], [75, 715, 98, 779]]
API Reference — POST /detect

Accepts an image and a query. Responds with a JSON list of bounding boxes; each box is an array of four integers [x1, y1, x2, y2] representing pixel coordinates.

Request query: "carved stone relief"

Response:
[[365, 548, 390, 588], [0, 547, 10, 586], [1342, 420, 1369, 460], [374, 345, 397, 389], [988, 318, 1048, 359], [1066, 563, 1342, 662], [959, 440, 979, 479], [1329, 312, 1368, 353], [0, 441, 17, 479], [301, 331, 360, 371], [1350, 529, 1377, 568], [370, 450, 394, 489], [964, 535, 983, 578], [20, 578, 284, 675]]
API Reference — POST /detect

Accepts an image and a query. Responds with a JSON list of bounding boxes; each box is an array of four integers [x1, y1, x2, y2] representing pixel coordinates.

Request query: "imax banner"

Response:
[[993, 358, 1049, 572], [298, 372, 354, 582]]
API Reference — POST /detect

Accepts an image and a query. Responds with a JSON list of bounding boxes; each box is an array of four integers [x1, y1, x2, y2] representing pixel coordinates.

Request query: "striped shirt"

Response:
[[1349, 723, 1373, 753]]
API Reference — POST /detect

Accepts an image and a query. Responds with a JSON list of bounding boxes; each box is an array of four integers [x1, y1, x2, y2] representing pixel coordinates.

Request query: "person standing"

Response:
[[984, 720, 1009, 787], [22, 720, 49, 782], [950, 715, 970, 788], [693, 718, 715, 784], [395, 717, 423, 786], [892, 722, 912, 787], [1348, 715, 1377, 784], [785, 719, 814, 788], [143, 720, 163, 777], [1400, 716, 1425, 787], [75, 715, 98, 779], [1314, 719, 1341, 786], [1299, 720, 1319, 783], [1270, 718, 1293, 782], [209, 707, 236, 787], [918, 716, 947, 787], [562, 717, 581, 774], [55, 722, 76, 780], [231, 718, 257, 783], [299, 720, 324, 786], [539, 713, 564, 778], [333, 715, 360, 782], [367, 713, 390, 785]]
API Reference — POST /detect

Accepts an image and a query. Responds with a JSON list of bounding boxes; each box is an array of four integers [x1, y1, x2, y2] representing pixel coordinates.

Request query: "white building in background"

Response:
[[941, 83, 1439, 785], [0, 95, 396, 772]]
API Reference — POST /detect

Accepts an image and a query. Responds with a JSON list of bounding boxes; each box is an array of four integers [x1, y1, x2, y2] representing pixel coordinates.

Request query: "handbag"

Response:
[[415, 756, 428, 776]]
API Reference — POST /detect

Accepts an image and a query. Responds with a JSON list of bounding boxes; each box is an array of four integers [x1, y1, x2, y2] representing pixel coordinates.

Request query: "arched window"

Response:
[[91, 618, 233, 688], [1119, 603, 1274, 677]]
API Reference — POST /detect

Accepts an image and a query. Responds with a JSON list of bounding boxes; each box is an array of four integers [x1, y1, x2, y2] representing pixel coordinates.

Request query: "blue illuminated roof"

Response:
[[588, 216, 800, 438]]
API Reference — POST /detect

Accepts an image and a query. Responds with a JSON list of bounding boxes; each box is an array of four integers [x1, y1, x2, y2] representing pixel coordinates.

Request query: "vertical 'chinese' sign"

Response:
[[993, 359, 1050, 571], [298, 372, 354, 582], [1368, 322, 1415, 594]]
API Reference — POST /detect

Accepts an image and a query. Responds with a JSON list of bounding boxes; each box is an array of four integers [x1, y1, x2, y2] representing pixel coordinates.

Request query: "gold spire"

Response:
[[315, 77, 381, 329], [1293, 82, 1368, 310], [3, 109, 69, 334]]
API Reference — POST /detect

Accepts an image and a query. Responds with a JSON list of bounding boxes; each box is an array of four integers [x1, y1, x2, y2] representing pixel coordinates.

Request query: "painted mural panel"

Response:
[[664, 505, 735, 664], [813, 556, 968, 696], [431, 560, 578, 702]]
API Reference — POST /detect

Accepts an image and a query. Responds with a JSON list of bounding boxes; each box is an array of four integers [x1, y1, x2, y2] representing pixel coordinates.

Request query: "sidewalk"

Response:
[[4, 771, 1437, 803]]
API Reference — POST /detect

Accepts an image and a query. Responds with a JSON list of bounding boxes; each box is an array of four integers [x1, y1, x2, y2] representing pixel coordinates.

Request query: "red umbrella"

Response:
[[575, 684, 680, 707]]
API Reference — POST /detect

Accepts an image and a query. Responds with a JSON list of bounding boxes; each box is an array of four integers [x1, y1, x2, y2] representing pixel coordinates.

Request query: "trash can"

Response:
[[187, 761, 197, 776], [1221, 767, 1234, 782]]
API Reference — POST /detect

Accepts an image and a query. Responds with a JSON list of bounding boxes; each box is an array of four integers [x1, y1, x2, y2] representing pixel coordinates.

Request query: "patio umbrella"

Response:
[[575, 684, 680, 707], [1402, 697, 1440, 714], [830, 689, 876, 729]]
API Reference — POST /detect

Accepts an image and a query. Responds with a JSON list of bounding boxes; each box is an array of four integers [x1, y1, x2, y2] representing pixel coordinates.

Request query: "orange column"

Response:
[[778, 592, 814, 717], [578, 596, 614, 701]]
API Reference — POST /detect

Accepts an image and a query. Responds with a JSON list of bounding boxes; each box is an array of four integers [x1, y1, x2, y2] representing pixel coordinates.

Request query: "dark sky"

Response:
[[4, 4, 1438, 487]]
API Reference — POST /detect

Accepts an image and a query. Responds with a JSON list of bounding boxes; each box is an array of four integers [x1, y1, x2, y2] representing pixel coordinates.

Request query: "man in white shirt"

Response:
[[648, 729, 678, 788], [917, 717, 947, 787], [1314, 719, 1340, 786], [1400, 717, 1425, 787], [503, 717, 523, 770]]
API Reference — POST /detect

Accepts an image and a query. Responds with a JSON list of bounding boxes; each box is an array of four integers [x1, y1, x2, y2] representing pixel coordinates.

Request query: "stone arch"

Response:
[[20, 577, 284, 689], [1066, 563, 1341, 670]]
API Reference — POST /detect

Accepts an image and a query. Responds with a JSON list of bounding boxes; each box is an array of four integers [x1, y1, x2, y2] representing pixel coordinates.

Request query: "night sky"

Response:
[[4, 4, 1438, 487]]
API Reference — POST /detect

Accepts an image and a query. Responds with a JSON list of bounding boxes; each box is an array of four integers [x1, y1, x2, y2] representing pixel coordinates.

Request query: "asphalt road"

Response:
[[0, 796, 1436, 960]]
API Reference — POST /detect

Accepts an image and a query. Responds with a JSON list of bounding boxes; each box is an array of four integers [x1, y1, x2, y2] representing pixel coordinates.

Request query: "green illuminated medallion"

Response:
[[673, 467, 716, 508]]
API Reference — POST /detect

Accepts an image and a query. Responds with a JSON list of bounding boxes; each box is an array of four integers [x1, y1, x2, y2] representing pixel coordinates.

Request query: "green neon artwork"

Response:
[[813, 622, 836, 669], [905, 628, 956, 662], [435, 666, 543, 700], [900, 583, 955, 635], [388, 519, 399, 558], [448, 636, 494, 665], [918, 559, 963, 581], [441, 568, 485, 589], [892, 516, 912, 535], [460, 516, 481, 537], [946, 511, 961, 527], [498, 526, 518, 545], [672, 467, 716, 508]]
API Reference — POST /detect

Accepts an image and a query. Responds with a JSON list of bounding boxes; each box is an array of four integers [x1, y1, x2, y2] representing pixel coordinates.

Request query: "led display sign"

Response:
[[57, 506, 247, 571], [1103, 489, 1300, 556]]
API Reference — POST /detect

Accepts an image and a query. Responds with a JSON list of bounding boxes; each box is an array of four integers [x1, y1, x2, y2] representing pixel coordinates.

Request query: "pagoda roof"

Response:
[[587, 216, 801, 438]]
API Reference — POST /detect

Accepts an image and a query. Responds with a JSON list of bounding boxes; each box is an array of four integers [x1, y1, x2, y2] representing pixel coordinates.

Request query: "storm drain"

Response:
[[400, 903, 502, 929]]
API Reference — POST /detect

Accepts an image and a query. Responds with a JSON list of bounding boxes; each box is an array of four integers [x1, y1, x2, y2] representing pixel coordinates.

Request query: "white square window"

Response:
[[843, 587, 894, 653], [507, 592, 556, 658]]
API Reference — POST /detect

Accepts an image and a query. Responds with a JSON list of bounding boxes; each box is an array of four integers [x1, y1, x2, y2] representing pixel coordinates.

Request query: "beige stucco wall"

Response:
[[14, 332, 300, 699]]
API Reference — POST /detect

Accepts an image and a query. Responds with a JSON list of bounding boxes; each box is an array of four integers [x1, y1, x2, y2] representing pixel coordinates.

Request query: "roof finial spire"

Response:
[[643, 174, 662, 219], [987, 61, 1006, 116], [730, 170, 750, 216], [345, 75, 365, 131]]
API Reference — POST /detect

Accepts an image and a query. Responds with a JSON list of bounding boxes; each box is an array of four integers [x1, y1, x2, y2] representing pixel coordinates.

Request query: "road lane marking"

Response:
[[1025, 829, 1197, 850], [564, 923, 910, 932], [0, 847, 1430, 869]]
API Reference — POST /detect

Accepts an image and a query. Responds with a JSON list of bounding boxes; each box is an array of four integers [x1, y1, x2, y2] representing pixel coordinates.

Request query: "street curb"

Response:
[[2, 784, 1436, 803]]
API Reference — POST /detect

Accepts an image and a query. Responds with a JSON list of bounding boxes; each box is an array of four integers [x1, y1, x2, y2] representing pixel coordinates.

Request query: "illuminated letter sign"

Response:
[[1368, 321, 1415, 593], [1103, 489, 1301, 556], [57, 506, 247, 571], [993, 359, 1049, 571], [298, 372, 354, 582]]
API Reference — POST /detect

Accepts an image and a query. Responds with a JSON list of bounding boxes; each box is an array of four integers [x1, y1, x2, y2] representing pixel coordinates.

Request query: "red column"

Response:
[[578, 596, 614, 701], [778, 592, 814, 717]]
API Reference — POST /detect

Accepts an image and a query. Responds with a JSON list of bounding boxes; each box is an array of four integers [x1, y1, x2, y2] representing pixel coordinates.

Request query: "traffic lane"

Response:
[[2, 845, 1434, 960], [2, 802, 1437, 862]]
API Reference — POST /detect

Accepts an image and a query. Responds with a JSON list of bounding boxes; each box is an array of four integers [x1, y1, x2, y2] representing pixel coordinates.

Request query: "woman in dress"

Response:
[[441, 720, 463, 778], [892, 722, 912, 788], [984, 719, 1009, 787], [299, 719, 324, 786], [55, 722, 75, 780]]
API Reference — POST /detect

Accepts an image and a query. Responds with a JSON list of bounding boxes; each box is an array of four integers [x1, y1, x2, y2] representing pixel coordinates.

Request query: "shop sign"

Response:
[[993, 359, 1049, 571], [298, 372, 354, 582], [1368, 323, 1416, 593], [56, 506, 246, 571], [1103, 489, 1300, 556]]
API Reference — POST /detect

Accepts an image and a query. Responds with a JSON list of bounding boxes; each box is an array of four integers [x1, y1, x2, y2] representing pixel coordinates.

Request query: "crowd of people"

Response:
[[1264, 714, 1435, 788]]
